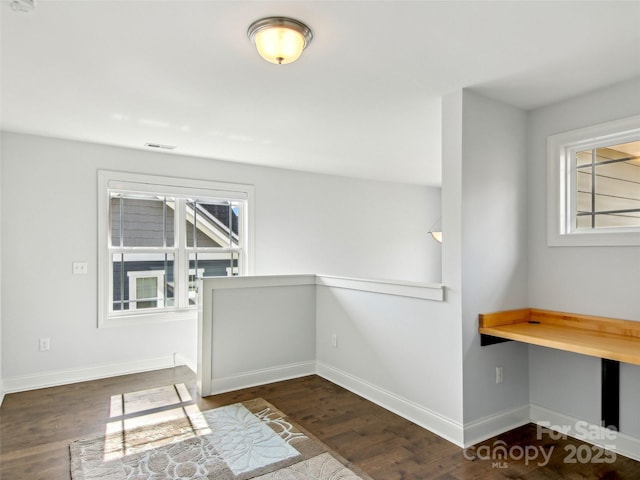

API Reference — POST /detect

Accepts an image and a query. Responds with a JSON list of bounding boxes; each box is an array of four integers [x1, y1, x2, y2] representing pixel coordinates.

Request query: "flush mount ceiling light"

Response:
[[247, 17, 313, 65]]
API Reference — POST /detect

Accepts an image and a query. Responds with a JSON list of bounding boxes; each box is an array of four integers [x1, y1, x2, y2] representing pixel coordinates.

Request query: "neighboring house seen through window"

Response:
[[98, 171, 253, 326]]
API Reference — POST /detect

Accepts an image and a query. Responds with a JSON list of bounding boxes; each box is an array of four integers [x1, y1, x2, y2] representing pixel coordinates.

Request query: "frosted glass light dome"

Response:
[[248, 17, 313, 65]]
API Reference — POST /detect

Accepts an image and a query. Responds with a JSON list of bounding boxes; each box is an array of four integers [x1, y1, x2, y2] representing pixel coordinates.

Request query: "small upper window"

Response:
[[548, 115, 640, 246]]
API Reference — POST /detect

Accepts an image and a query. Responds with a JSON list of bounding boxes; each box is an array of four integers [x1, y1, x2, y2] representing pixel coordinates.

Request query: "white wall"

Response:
[[253, 166, 442, 281], [460, 90, 530, 426], [199, 275, 317, 395], [197, 273, 456, 442], [528, 77, 640, 440], [441, 90, 530, 444], [0, 131, 3, 404], [0, 132, 441, 390], [316, 280, 461, 444], [211, 285, 316, 380], [440, 88, 465, 432]]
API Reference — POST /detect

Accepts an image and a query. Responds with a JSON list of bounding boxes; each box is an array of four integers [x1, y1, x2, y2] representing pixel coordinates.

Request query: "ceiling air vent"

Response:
[[11, 0, 36, 12], [144, 143, 176, 150]]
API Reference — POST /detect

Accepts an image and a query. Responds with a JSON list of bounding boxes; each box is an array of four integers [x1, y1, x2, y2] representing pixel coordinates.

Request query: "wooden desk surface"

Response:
[[479, 308, 640, 366]]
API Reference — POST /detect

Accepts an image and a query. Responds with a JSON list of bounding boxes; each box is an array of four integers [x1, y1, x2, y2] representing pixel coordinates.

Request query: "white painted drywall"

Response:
[[315, 284, 462, 442], [440, 89, 466, 431], [528, 77, 640, 439], [253, 164, 442, 282], [0, 132, 3, 404], [210, 284, 316, 379], [0, 132, 441, 387], [440, 90, 530, 441], [458, 90, 530, 429], [198, 275, 318, 395], [196, 273, 454, 440], [313, 90, 532, 447]]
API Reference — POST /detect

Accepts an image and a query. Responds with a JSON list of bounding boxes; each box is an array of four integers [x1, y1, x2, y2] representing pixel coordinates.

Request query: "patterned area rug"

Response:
[[70, 397, 373, 480]]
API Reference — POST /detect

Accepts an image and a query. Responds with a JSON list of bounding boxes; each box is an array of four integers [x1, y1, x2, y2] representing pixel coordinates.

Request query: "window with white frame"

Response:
[[547, 115, 640, 246], [98, 171, 253, 326]]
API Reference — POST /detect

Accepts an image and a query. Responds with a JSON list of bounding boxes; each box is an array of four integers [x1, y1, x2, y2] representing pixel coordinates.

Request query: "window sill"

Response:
[[548, 229, 640, 247], [99, 308, 197, 328]]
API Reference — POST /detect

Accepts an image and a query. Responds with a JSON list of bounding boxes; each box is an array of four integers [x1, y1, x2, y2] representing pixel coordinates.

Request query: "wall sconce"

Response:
[[248, 17, 313, 65], [429, 218, 442, 243]]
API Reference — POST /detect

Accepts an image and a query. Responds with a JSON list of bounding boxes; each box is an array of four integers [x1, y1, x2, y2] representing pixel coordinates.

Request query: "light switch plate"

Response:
[[72, 261, 88, 275]]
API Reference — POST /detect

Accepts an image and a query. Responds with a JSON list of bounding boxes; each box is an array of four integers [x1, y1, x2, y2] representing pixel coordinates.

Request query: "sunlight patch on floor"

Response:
[[109, 383, 192, 417], [103, 383, 209, 461]]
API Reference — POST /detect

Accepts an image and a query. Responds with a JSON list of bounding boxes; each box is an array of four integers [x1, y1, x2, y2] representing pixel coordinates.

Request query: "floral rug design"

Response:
[[70, 398, 372, 480]]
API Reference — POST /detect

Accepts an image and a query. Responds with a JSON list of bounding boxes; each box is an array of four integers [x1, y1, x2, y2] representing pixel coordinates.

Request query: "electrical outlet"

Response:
[[72, 261, 88, 275], [331, 334, 338, 348], [39, 338, 50, 352], [496, 366, 504, 384]]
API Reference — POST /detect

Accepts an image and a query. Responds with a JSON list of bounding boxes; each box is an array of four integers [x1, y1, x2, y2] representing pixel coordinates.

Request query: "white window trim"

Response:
[[98, 170, 254, 327], [547, 114, 640, 247]]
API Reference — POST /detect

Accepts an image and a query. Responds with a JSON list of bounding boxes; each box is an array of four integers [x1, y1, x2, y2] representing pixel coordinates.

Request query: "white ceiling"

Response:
[[2, 1, 640, 186]]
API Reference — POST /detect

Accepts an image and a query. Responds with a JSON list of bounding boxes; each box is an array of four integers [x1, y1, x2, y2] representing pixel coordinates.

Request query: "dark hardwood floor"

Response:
[[1, 366, 638, 479]]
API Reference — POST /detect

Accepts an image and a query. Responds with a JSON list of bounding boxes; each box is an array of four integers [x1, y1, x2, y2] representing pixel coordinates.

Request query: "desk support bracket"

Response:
[[601, 359, 620, 431], [480, 334, 513, 347]]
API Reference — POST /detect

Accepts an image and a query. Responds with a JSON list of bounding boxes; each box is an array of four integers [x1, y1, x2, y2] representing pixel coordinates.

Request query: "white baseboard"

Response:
[[2, 354, 189, 394], [530, 403, 640, 462], [6, 354, 637, 464], [208, 361, 316, 395], [463, 404, 531, 447], [316, 361, 464, 447]]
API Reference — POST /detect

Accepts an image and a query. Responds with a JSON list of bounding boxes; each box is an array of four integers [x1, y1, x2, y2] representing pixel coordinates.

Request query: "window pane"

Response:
[[110, 197, 122, 247], [576, 215, 592, 229], [165, 200, 175, 248], [114, 196, 175, 247], [596, 143, 638, 163], [186, 200, 240, 248], [187, 251, 239, 305], [576, 149, 592, 167], [191, 251, 239, 277], [575, 141, 640, 230], [576, 171, 592, 213], [576, 191, 592, 216], [112, 252, 174, 311], [112, 253, 123, 311], [595, 212, 640, 228], [575, 167, 593, 229]]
